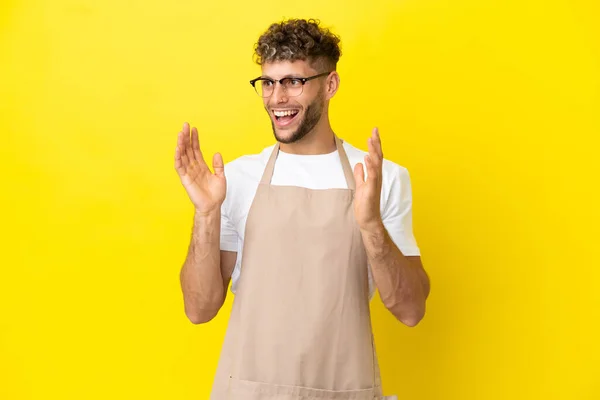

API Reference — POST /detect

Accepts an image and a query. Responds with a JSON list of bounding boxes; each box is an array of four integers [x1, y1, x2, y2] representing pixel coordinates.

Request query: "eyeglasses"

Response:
[[249, 72, 331, 98]]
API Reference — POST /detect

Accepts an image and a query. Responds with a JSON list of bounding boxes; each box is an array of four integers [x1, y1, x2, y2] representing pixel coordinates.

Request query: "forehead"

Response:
[[261, 60, 317, 78]]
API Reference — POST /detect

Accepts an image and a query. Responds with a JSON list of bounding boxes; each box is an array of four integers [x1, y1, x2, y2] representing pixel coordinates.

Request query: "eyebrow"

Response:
[[260, 74, 302, 80]]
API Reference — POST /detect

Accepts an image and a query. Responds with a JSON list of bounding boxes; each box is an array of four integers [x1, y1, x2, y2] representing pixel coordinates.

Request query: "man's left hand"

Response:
[[353, 127, 385, 234]]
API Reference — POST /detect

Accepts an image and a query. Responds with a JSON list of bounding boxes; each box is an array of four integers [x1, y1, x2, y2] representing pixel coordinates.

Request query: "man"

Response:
[[175, 18, 430, 400]]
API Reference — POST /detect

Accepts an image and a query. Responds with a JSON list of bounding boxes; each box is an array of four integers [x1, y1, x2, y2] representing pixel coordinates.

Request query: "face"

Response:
[[260, 60, 332, 144]]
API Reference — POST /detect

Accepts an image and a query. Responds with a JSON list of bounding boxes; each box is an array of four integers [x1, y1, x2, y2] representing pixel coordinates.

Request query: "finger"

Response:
[[372, 127, 383, 159], [183, 122, 196, 165], [364, 155, 378, 186], [353, 162, 365, 187], [367, 137, 380, 169], [177, 130, 190, 167], [367, 136, 374, 156], [191, 127, 206, 166], [367, 133, 381, 168], [174, 142, 187, 176], [213, 152, 225, 177]]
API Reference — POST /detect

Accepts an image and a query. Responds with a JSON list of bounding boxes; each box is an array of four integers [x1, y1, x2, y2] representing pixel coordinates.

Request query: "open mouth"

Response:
[[273, 109, 300, 126]]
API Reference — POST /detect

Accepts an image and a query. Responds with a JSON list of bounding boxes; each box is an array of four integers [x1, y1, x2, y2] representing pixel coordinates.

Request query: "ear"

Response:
[[325, 71, 340, 100]]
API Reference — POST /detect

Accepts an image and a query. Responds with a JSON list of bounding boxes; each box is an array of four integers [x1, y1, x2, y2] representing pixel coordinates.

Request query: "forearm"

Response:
[[361, 222, 429, 326], [180, 210, 224, 323]]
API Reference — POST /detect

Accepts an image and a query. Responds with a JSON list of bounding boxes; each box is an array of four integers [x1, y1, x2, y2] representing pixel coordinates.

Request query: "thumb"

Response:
[[213, 152, 224, 177], [353, 162, 365, 187]]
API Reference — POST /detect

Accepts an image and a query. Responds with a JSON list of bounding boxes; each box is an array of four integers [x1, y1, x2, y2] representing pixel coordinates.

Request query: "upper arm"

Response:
[[383, 167, 429, 298], [220, 193, 239, 298], [220, 250, 237, 297], [381, 165, 421, 256]]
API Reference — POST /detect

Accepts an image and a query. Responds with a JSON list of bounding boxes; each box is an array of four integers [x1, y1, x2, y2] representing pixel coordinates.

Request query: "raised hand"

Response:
[[353, 127, 384, 233], [174, 122, 226, 215]]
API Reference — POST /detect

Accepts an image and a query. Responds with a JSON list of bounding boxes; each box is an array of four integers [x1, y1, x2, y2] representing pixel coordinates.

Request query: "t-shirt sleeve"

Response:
[[381, 165, 421, 256], [220, 200, 239, 252]]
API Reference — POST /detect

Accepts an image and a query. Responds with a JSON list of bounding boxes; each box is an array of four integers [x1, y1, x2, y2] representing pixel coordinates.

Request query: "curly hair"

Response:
[[254, 19, 342, 71]]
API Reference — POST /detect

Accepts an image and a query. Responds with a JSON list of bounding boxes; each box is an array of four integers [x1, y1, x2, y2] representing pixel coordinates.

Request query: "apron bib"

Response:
[[211, 137, 392, 399]]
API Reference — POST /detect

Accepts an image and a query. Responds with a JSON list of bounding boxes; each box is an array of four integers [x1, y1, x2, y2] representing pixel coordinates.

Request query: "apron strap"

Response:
[[260, 142, 281, 185], [260, 136, 356, 191], [336, 136, 356, 191]]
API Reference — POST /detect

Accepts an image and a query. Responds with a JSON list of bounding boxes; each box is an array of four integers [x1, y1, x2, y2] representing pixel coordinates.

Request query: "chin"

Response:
[[271, 120, 303, 144], [275, 133, 299, 144], [274, 129, 296, 143]]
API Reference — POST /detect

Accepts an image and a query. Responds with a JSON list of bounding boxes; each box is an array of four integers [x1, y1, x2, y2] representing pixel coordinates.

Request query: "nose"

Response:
[[271, 82, 288, 104]]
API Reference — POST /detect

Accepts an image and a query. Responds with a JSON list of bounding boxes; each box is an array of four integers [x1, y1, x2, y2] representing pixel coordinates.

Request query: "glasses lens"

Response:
[[254, 79, 272, 97], [253, 78, 304, 97], [282, 78, 303, 97]]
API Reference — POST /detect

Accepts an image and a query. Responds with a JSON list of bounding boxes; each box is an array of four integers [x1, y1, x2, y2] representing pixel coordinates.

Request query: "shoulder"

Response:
[[221, 145, 274, 216], [224, 144, 275, 181]]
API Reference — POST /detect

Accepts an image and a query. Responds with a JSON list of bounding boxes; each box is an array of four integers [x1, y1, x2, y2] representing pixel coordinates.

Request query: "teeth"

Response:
[[274, 110, 299, 117]]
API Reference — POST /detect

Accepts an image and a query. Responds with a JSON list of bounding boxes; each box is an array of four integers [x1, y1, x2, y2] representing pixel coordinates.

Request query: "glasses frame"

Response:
[[249, 72, 332, 98]]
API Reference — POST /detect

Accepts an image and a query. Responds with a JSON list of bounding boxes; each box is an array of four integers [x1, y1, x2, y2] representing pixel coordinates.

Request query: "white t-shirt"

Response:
[[220, 141, 421, 298]]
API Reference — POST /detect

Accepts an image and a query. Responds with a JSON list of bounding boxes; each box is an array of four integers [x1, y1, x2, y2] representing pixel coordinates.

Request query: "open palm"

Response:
[[174, 122, 226, 214]]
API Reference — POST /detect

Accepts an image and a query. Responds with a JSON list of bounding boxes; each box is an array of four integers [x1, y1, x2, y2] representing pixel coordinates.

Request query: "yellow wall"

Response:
[[1, 0, 599, 399]]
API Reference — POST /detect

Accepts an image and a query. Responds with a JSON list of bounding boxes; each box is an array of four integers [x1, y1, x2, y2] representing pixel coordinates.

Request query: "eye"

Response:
[[260, 79, 273, 88], [289, 79, 302, 86]]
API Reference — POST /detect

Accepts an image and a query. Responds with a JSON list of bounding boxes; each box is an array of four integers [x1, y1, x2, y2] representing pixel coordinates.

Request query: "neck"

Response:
[[279, 115, 337, 155]]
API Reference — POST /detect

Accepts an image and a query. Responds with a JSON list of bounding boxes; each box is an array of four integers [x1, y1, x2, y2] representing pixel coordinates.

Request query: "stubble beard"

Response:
[[270, 97, 324, 144]]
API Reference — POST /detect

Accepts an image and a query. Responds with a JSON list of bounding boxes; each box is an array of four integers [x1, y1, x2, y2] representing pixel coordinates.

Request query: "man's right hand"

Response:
[[174, 122, 226, 214]]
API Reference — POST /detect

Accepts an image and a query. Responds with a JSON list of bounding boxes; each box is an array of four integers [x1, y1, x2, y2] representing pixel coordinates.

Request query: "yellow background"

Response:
[[1, 0, 599, 399]]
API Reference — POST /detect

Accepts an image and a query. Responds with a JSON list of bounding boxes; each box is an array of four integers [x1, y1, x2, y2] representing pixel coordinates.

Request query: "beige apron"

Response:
[[211, 137, 394, 400]]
